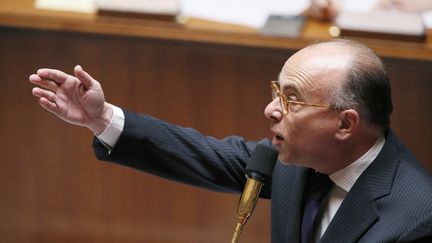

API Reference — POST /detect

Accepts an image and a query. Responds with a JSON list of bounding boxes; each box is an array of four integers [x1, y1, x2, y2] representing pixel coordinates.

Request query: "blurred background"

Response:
[[1, 0, 431, 242]]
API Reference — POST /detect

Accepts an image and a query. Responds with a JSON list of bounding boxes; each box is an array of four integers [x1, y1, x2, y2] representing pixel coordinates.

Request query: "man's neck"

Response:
[[327, 128, 382, 174]]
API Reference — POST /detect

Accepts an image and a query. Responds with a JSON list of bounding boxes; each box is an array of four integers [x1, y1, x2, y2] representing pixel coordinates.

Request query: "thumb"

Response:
[[74, 65, 95, 89]]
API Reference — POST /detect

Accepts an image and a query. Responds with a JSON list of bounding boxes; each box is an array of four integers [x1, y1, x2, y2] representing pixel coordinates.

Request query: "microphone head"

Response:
[[246, 144, 279, 180]]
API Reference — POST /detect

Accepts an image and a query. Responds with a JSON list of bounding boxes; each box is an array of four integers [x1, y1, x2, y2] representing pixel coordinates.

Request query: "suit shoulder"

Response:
[[397, 152, 432, 201]]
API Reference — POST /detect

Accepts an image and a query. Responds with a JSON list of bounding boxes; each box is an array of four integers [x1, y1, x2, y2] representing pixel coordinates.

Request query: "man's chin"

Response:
[[277, 154, 292, 165]]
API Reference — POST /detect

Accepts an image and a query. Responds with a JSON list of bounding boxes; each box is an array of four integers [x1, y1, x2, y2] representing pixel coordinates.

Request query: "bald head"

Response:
[[279, 41, 352, 105], [282, 39, 393, 132]]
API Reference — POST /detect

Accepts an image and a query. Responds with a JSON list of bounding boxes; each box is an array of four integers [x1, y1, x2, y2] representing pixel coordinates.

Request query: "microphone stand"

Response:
[[230, 144, 278, 243], [230, 176, 263, 243]]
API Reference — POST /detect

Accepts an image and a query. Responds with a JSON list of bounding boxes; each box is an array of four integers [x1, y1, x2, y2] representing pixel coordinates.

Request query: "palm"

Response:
[[54, 76, 104, 126], [30, 66, 107, 131]]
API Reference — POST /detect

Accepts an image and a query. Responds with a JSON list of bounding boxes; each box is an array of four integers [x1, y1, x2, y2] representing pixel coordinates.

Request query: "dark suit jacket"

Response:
[[93, 110, 432, 242]]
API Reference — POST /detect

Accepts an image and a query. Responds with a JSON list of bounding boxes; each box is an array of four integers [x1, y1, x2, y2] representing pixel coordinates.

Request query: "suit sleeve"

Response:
[[93, 109, 273, 198]]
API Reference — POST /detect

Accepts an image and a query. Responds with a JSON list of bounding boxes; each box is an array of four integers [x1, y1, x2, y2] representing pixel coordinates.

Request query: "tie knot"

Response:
[[308, 172, 334, 202]]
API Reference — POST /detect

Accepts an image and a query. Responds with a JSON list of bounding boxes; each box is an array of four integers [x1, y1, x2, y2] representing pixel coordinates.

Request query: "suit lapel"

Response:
[[320, 179, 379, 242], [284, 167, 312, 242], [320, 130, 400, 242]]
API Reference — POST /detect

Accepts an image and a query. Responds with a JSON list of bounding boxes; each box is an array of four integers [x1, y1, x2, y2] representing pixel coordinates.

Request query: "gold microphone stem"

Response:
[[231, 222, 244, 243], [230, 178, 263, 243]]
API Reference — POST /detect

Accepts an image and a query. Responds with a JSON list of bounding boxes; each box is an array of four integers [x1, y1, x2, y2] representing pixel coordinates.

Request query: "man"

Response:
[[30, 39, 431, 242]]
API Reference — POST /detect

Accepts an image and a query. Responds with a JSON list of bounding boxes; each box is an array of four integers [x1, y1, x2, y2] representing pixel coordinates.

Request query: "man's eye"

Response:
[[287, 95, 298, 101], [287, 95, 303, 112]]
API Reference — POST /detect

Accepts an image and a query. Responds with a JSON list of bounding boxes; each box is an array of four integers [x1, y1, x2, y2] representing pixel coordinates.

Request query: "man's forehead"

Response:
[[277, 73, 311, 99], [276, 75, 301, 92], [277, 58, 318, 98], [281, 49, 350, 83], [278, 63, 344, 100]]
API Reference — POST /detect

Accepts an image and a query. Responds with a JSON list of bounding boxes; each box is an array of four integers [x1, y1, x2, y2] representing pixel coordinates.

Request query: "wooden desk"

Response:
[[2, 0, 432, 60], [0, 1, 431, 243]]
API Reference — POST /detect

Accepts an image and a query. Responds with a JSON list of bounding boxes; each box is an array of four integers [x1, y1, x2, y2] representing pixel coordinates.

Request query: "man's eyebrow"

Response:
[[280, 83, 298, 92], [280, 82, 306, 98]]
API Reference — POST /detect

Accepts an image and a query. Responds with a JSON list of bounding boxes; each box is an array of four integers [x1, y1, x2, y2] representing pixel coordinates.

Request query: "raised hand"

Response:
[[29, 65, 112, 134]]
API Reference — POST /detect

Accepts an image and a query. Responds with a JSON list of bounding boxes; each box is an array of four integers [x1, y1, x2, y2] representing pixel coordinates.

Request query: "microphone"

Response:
[[231, 144, 278, 243]]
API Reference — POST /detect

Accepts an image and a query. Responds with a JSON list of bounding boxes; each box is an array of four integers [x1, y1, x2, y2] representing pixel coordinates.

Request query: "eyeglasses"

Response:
[[270, 81, 331, 115]]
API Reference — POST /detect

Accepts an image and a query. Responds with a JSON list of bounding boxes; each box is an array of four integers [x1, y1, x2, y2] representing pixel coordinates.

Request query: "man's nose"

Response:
[[264, 99, 283, 122]]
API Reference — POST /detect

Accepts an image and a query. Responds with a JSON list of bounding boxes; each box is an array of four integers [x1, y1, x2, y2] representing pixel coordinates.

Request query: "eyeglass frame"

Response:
[[270, 81, 331, 115]]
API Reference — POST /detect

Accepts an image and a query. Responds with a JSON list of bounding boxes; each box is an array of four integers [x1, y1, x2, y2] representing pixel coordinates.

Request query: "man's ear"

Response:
[[335, 109, 359, 140]]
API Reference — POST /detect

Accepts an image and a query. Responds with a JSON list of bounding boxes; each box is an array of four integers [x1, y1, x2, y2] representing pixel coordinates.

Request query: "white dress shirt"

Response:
[[96, 104, 124, 152], [97, 104, 385, 242], [314, 135, 385, 242]]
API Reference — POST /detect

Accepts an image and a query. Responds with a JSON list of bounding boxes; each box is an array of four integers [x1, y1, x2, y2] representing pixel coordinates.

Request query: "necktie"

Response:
[[301, 172, 334, 243]]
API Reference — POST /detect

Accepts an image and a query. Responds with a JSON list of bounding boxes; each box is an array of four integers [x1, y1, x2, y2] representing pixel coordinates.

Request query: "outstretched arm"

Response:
[[29, 65, 112, 134]]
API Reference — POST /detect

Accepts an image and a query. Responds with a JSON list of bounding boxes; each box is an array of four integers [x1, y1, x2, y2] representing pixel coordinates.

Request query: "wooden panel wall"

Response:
[[0, 27, 430, 243]]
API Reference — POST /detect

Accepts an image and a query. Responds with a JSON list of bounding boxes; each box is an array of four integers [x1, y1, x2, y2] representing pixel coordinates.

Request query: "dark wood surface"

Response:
[[0, 1, 431, 242]]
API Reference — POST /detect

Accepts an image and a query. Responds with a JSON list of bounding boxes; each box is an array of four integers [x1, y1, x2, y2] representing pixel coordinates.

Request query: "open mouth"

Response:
[[272, 134, 284, 146]]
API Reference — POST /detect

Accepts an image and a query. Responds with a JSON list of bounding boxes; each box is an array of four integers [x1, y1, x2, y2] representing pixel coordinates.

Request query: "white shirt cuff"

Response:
[[96, 104, 125, 149]]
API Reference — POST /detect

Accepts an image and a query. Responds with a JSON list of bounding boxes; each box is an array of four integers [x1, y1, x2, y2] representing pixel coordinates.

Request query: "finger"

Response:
[[32, 87, 57, 103], [29, 74, 58, 93], [36, 68, 69, 84], [74, 65, 95, 89], [38, 97, 60, 116]]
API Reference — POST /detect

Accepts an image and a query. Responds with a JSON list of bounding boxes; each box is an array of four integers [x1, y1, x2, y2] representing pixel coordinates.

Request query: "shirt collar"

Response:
[[329, 135, 385, 192]]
